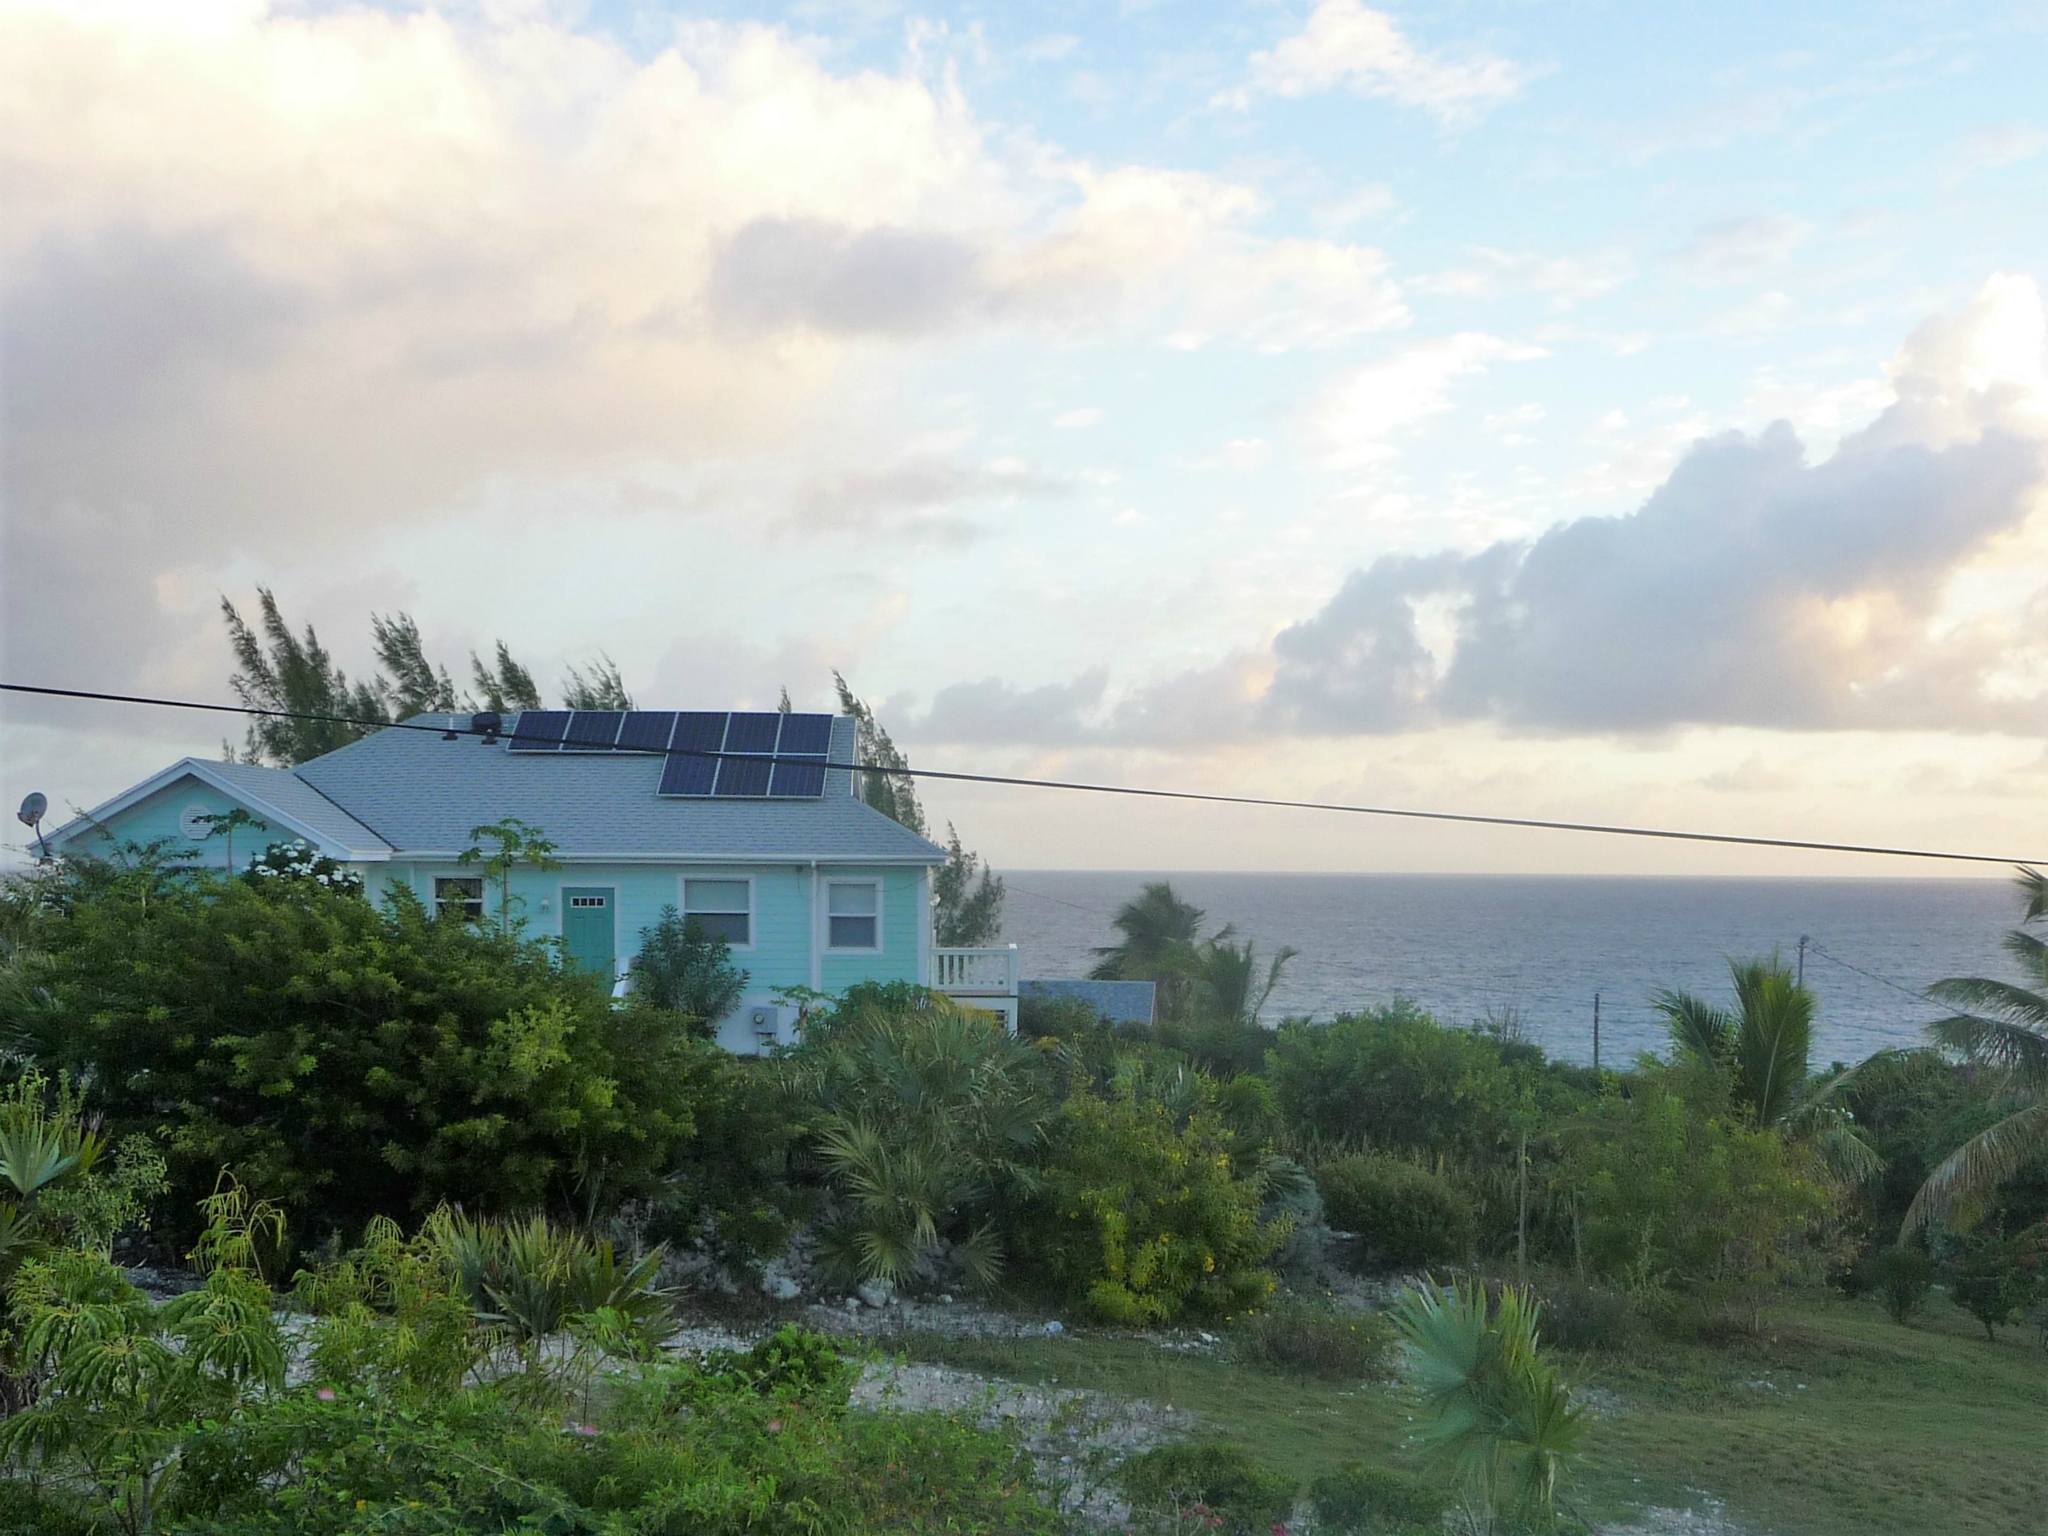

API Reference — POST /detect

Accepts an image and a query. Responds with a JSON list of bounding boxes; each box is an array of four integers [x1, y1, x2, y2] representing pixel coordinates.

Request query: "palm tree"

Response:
[[781, 994, 1052, 1290], [1089, 882, 1205, 979], [1194, 935, 1301, 1029], [1903, 868, 2048, 1236], [1656, 957, 1877, 1183], [1390, 1279, 1587, 1535]]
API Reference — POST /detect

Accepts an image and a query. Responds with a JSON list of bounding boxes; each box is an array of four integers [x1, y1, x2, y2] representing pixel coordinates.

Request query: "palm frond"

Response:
[[1655, 990, 1732, 1066], [1927, 975, 2048, 1033], [1901, 1100, 2048, 1237], [1924, 1008, 2048, 1086]]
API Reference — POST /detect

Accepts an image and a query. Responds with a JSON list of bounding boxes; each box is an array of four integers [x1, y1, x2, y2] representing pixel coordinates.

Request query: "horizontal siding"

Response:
[[84, 778, 282, 870], [380, 860, 926, 998]]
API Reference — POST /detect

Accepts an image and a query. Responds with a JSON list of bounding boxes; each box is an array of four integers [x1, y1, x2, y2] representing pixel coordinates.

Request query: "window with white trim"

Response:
[[827, 880, 879, 950], [434, 876, 484, 922], [683, 878, 751, 946]]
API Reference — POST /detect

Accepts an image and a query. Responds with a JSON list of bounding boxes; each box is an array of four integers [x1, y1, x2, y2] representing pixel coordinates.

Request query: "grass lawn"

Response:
[[885, 1291, 2045, 1535]]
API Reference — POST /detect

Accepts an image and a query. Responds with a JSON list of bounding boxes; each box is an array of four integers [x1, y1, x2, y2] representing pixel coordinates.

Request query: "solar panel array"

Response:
[[505, 710, 834, 799]]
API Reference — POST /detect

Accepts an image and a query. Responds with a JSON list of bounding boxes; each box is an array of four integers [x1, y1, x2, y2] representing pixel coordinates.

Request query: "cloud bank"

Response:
[[908, 277, 2048, 746]]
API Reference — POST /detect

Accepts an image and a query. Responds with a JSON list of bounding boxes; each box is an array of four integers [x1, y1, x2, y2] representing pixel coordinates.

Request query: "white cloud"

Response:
[[1955, 123, 2048, 170], [1312, 334, 1544, 469], [1052, 407, 1103, 429], [1671, 216, 1814, 283], [1215, 1, 1528, 123], [1266, 277, 2048, 735], [0, 1, 1407, 690], [1416, 246, 1633, 309]]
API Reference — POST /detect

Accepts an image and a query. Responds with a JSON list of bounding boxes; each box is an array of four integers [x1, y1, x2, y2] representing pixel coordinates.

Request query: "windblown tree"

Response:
[[561, 654, 634, 711], [1655, 957, 1877, 1183], [469, 641, 543, 714], [830, 673, 1004, 948], [1904, 868, 2048, 1235], [223, 591, 388, 765], [224, 592, 634, 764], [831, 672, 925, 835]]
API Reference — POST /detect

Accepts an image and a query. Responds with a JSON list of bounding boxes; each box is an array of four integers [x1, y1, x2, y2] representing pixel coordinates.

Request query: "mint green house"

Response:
[[45, 710, 1020, 1049]]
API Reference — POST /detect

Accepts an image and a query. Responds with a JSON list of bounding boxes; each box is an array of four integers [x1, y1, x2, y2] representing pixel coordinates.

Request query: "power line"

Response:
[[1804, 940, 1941, 1009], [7, 679, 2044, 869]]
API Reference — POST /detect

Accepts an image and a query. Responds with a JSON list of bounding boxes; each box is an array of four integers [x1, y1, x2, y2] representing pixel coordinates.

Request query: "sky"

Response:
[[4, 0, 2048, 876]]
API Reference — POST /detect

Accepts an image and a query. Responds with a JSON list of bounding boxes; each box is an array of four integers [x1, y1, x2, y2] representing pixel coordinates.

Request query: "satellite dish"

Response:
[[471, 711, 503, 743], [17, 792, 50, 863]]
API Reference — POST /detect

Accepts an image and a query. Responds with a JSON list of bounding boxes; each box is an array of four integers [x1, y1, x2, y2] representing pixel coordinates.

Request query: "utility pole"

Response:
[[1592, 991, 1601, 1071], [1797, 935, 1809, 989]]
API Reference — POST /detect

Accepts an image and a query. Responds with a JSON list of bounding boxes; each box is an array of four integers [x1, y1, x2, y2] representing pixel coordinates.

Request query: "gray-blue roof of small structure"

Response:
[[1019, 978, 1158, 1026], [291, 713, 946, 864]]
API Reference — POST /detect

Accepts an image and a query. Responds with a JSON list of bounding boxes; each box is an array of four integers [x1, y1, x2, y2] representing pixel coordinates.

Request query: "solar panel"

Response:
[[658, 712, 726, 796], [769, 712, 831, 795], [769, 758, 828, 797], [507, 710, 569, 751], [563, 710, 624, 750], [616, 711, 677, 754], [708, 712, 771, 796], [777, 713, 833, 755], [724, 712, 781, 754]]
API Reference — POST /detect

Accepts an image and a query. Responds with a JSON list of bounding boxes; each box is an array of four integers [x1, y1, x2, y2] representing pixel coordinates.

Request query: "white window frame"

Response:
[[433, 875, 485, 923], [825, 878, 883, 953], [681, 873, 755, 952]]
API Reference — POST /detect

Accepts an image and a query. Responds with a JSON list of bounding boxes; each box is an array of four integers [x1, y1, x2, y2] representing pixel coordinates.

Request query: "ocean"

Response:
[[993, 873, 2025, 1069]]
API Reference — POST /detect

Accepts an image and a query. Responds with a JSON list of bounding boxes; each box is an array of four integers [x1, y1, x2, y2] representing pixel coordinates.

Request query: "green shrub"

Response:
[[1025, 1072, 1282, 1324], [740, 1324, 858, 1406], [780, 991, 1052, 1292], [1945, 1225, 2047, 1341], [1318, 1154, 1475, 1269], [1307, 1462, 1446, 1534], [431, 1210, 675, 1354], [5, 861, 721, 1242], [631, 905, 749, 1029], [1529, 1274, 1642, 1354], [1562, 1063, 1829, 1302], [1269, 1004, 1587, 1160], [1119, 1441, 1295, 1535], [5, 1199, 1052, 1536], [1870, 1245, 1935, 1325], [1235, 1297, 1394, 1378]]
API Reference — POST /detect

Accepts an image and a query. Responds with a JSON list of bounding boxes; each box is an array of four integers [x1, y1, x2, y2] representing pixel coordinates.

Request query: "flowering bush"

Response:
[[245, 839, 364, 893]]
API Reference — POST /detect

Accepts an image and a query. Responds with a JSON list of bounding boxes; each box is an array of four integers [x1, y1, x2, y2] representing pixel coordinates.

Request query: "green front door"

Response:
[[562, 888, 616, 982]]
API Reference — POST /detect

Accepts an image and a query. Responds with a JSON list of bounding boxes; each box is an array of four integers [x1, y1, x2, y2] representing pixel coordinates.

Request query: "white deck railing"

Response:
[[929, 944, 1019, 996]]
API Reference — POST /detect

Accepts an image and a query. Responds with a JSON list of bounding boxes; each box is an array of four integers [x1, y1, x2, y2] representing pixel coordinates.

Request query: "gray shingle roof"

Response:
[[206, 759, 396, 856], [292, 714, 945, 864]]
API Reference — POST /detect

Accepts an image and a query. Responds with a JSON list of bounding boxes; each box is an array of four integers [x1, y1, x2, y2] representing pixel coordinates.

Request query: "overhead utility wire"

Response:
[[6, 680, 2042, 869]]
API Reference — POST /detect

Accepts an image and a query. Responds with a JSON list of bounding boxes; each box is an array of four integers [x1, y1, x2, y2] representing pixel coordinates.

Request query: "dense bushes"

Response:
[[1, 859, 714, 1245], [779, 988, 1053, 1291], [1564, 1064, 1828, 1305], [0, 1182, 1051, 1536], [1308, 1463, 1447, 1534], [1234, 1296, 1395, 1378], [1119, 1442, 1295, 1536], [1026, 1074, 1282, 1323], [1317, 1153, 1475, 1269], [1269, 1003, 1587, 1160]]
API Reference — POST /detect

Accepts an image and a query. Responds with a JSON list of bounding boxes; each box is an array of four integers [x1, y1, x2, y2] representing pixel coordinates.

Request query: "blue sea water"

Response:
[[994, 873, 2024, 1069]]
